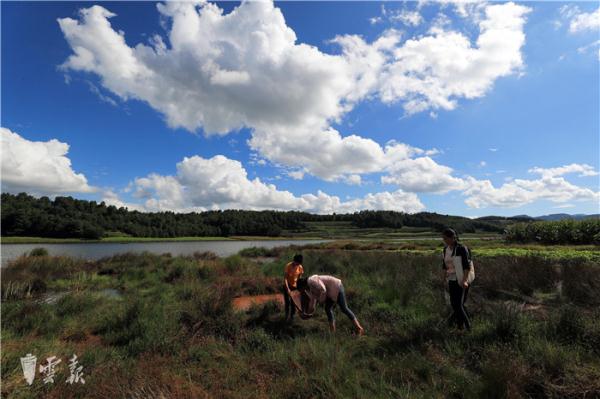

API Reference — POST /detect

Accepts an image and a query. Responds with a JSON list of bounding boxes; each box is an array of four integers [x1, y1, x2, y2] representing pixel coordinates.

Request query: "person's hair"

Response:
[[293, 254, 303, 264], [442, 228, 459, 242], [296, 277, 308, 291]]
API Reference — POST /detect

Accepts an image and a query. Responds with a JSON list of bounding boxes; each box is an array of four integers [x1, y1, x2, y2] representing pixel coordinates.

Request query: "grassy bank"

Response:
[[282, 221, 502, 240], [308, 239, 600, 262], [1, 223, 503, 244], [2, 246, 600, 398]]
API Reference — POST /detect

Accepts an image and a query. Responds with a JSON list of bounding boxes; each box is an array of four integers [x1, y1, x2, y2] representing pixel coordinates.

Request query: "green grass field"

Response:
[[2, 243, 599, 398], [282, 221, 502, 240]]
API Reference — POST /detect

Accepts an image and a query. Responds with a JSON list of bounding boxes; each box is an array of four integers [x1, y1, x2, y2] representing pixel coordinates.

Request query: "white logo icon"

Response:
[[39, 356, 62, 384], [20, 354, 37, 385], [66, 354, 85, 385]]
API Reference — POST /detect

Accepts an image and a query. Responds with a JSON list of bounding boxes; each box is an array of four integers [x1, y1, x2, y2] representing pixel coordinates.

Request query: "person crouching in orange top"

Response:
[[283, 254, 304, 322]]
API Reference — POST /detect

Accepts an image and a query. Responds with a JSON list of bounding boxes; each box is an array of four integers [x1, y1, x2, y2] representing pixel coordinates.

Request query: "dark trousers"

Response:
[[324, 284, 356, 323], [448, 280, 471, 330], [283, 285, 297, 319]]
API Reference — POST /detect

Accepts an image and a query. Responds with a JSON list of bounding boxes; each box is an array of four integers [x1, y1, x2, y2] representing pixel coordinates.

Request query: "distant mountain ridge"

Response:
[[475, 213, 599, 223], [530, 213, 600, 221]]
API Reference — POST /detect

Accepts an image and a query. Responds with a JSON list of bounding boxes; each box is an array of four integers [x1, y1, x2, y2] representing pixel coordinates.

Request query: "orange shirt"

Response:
[[284, 261, 304, 288]]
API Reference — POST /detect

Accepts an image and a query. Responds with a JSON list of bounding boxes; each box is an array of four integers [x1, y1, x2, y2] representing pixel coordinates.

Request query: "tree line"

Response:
[[505, 219, 600, 245], [349, 210, 504, 233], [1, 192, 507, 239]]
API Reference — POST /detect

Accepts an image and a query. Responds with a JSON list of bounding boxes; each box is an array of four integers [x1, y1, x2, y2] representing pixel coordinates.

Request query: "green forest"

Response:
[[1, 193, 508, 239]]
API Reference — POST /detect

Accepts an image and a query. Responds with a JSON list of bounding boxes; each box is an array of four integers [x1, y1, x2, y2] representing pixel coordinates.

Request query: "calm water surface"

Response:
[[1, 240, 328, 267]]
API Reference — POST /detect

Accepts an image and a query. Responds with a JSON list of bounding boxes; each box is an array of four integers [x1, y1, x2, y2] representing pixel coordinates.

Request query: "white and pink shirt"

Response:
[[306, 275, 342, 305]]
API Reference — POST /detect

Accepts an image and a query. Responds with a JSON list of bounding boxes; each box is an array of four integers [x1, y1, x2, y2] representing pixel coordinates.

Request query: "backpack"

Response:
[[452, 244, 475, 284]]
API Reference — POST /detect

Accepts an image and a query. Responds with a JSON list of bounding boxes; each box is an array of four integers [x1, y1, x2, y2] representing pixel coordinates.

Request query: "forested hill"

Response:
[[1, 192, 505, 239]]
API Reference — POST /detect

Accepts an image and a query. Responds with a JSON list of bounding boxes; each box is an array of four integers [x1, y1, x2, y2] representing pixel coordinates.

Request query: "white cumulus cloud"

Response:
[[377, 2, 531, 114], [58, 1, 531, 182], [529, 163, 599, 178], [120, 154, 425, 214], [462, 164, 600, 208], [566, 6, 600, 33], [382, 156, 467, 193], [391, 10, 424, 27], [1, 127, 95, 195]]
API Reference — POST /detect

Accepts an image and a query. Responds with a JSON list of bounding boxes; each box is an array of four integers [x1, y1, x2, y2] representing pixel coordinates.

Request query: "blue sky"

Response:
[[2, 1, 599, 216]]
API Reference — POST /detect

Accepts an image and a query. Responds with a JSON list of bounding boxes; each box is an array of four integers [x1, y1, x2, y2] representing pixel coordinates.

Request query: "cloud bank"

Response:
[[1, 127, 95, 195], [58, 0, 531, 183]]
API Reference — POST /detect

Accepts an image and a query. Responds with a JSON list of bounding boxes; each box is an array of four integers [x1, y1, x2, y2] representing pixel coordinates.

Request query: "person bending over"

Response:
[[296, 275, 364, 335]]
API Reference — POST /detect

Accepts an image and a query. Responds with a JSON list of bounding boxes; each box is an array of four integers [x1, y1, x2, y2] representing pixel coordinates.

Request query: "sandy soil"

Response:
[[232, 292, 303, 312]]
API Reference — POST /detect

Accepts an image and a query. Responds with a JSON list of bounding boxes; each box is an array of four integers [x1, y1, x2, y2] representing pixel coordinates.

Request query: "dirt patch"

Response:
[[232, 294, 284, 311], [232, 292, 303, 312]]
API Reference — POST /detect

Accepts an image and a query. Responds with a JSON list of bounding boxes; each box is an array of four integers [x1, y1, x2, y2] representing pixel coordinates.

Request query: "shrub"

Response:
[[29, 247, 49, 257], [178, 284, 243, 341], [55, 292, 98, 317], [552, 305, 586, 341], [489, 303, 524, 343], [238, 246, 280, 258], [239, 329, 274, 353], [94, 300, 143, 347], [192, 251, 218, 260], [197, 264, 216, 280], [479, 347, 529, 399], [164, 263, 185, 283], [526, 340, 569, 378], [2, 301, 61, 336], [224, 254, 244, 274], [562, 260, 600, 306]]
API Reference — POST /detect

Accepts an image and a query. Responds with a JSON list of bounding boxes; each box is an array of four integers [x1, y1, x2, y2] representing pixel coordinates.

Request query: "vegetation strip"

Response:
[[2, 244, 599, 398]]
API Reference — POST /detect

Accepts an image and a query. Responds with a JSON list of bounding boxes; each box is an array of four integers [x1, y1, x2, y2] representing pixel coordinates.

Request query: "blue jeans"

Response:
[[324, 284, 356, 323]]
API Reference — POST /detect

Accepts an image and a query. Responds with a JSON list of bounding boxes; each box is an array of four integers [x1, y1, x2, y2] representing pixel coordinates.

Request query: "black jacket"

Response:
[[441, 243, 471, 272]]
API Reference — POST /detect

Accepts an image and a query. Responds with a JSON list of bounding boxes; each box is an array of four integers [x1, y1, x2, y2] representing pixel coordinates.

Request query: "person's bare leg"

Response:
[[353, 319, 365, 335], [336, 285, 363, 335]]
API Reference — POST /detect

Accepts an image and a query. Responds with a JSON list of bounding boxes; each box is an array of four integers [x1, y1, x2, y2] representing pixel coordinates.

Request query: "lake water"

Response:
[[0, 239, 328, 267]]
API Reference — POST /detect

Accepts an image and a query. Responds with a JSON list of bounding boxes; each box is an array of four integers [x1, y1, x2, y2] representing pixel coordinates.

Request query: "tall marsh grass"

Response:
[[1, 246, 599, 398]]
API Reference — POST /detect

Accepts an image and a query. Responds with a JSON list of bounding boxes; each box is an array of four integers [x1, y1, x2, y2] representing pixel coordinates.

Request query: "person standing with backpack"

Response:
[[441, 228, 475, 331]]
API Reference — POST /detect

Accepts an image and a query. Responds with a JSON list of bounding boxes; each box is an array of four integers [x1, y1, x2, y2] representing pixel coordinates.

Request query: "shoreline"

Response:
[[0, 235, 499, 245], [0, 235, 327, 244]]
